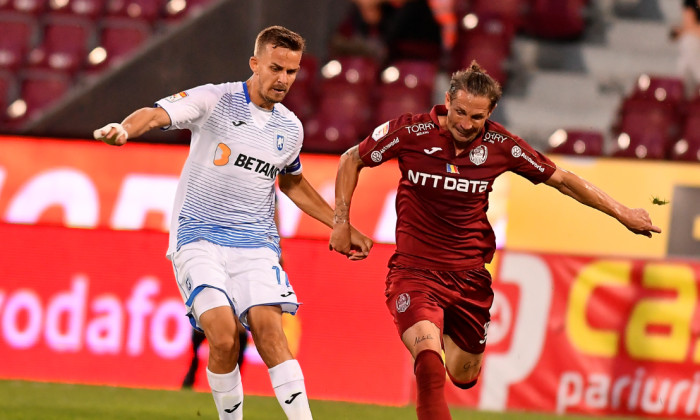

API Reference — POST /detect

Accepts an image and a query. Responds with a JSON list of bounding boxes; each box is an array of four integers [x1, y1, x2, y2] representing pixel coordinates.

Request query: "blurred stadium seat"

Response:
[[48, 0, 107, 20], [105, 0, 162, 23], [27, 15, 93, 74], [628, 74, 686, 113], [456, 0, 526, 31], [0, 70, 17, 121], [610, 103, 675, 160], [5, 69, 71, 126], [85, 17, 150, 74], [450, 13, 513, 85], [6, 0, 48, 14], [522, 0, 587, 40], [161, 0, 213, 22], [303, 56, 379, 154], [548, 128, 604, 157], [304, 84, 374, 154], [0, 11, 36, 71], [320, 55, 379, 88], [373, 60, 437, 126], [669, 114, 700, 162], [281, 54, 318, 124]]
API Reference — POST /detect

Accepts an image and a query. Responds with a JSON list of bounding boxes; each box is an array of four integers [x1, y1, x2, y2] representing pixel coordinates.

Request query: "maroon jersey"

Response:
[[358, 105, 557, 270]]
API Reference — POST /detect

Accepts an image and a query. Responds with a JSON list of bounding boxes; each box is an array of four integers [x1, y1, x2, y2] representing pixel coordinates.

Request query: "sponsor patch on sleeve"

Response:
[[165, 92, 188, 102], [371, 121, 390, 141]]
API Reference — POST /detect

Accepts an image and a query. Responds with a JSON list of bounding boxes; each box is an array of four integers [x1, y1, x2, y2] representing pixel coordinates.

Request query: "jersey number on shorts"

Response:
[[272, 266, 290, 286]]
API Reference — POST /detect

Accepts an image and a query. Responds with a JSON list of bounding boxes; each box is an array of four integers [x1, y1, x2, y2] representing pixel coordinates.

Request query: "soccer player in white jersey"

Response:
[[93, 26, 373, 420]]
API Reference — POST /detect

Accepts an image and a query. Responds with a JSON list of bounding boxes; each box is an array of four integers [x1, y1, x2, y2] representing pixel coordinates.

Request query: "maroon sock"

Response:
[[414, 350, 452, 420]]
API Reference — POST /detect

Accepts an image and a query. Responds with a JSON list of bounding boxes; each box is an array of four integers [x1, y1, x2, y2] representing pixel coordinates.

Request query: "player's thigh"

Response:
[[197, 304, 238, 347], [171, 240, 234, 328], [227, 247, 299, 328], [401, 320, 442, 358], [385, 266, 449, 350], [443, 334, 483, 382]]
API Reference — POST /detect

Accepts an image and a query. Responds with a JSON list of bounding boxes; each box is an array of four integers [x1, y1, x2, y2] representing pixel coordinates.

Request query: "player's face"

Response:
[[249, 43, 302, 109], [444, 90, 493, 145]]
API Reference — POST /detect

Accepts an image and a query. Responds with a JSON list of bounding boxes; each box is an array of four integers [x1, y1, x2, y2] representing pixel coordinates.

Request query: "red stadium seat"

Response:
[[0, 12, 36, 71], [0, 70, 17, 119], [373, 60, 437, 126], [382, 59, 438, 91], [610, 101, 677, 160], [6, 0, 47, 14], [85, 17, 150, 74], [451, 13, 513, 84], [613, 96, 682, 142], [303, 82, 374, 154], [282, 54, 319, 124], [48, 0, 106, 19], [629, 74, 685, 104], [5, 69, 71, 126], [27, 15, 93, 74], [522, 0, 587, 40], [162, 0, 214, 22], [547, 128, 604, 157], [303, 56, 380, 154], [105, 0, 162, 22], [669, 114, 700, 162], [374, 84, 432, 127], [452, 42, 509, 86], [458, 0, 527, 30], [321, 55, 380, 88]]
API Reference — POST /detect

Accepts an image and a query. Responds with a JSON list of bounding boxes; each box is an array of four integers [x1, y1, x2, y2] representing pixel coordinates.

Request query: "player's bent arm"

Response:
[[334, 145, 365, 224], [279, 171, 373, 258], [278, 173, 334, 228], [330, 146, 366, 254], [94, 107, 171, 146], [544, 167, 661, 237]]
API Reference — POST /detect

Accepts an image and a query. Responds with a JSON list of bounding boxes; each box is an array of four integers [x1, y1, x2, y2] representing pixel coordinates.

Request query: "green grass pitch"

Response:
[[0, 380, 648, 420]]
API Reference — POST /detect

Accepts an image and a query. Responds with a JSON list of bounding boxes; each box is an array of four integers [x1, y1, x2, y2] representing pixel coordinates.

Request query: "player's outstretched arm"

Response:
[[278, 171, 372, 259], [544, 167, 662, 237], [93, 107, 171, 146]]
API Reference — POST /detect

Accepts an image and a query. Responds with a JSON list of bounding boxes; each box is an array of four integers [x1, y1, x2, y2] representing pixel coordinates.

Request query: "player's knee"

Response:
[[445, 367, 481, 390], [206, 331, 238, 359]]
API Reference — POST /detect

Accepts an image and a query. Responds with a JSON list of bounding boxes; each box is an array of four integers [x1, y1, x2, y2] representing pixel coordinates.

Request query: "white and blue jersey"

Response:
[[156, 81, 303, 258]]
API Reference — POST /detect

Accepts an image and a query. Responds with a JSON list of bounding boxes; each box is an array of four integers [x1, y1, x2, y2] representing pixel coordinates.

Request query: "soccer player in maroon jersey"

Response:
[[329, 61, 661, 419]]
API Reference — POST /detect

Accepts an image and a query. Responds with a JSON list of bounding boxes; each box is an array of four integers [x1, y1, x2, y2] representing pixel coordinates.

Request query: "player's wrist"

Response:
[[333, 215, 349, 225]]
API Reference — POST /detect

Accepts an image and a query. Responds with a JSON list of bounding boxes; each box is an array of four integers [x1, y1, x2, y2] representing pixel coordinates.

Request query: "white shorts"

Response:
[[171, 240, 299, 328]]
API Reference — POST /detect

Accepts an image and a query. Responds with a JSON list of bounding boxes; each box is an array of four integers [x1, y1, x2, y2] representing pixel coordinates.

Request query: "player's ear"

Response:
[[444, 91, 450, 107], [489, 103, 498, 116], [249, 56, 258, 74]]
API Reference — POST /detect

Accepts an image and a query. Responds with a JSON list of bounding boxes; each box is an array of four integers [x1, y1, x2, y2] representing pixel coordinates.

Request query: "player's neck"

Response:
[[245, 78, 274, 111]]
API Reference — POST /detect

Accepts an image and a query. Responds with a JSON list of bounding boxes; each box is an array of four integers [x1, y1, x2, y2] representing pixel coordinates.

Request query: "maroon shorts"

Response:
[[385, 264, 494, 354]]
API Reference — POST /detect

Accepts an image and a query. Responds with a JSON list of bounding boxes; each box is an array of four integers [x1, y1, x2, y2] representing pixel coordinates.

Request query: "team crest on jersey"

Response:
[[511, 145, 522, 158], [165, 91, 188, 102], [396, 293, 410, 313], [469, 145, 488, 166], [276, 134, 284, 151], [372, 121, 390, 141], [370, 151, 382, 163]]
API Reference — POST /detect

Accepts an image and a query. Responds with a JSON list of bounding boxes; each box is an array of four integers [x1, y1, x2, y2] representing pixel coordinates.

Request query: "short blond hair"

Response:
[[254, 26, 306, 57]]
